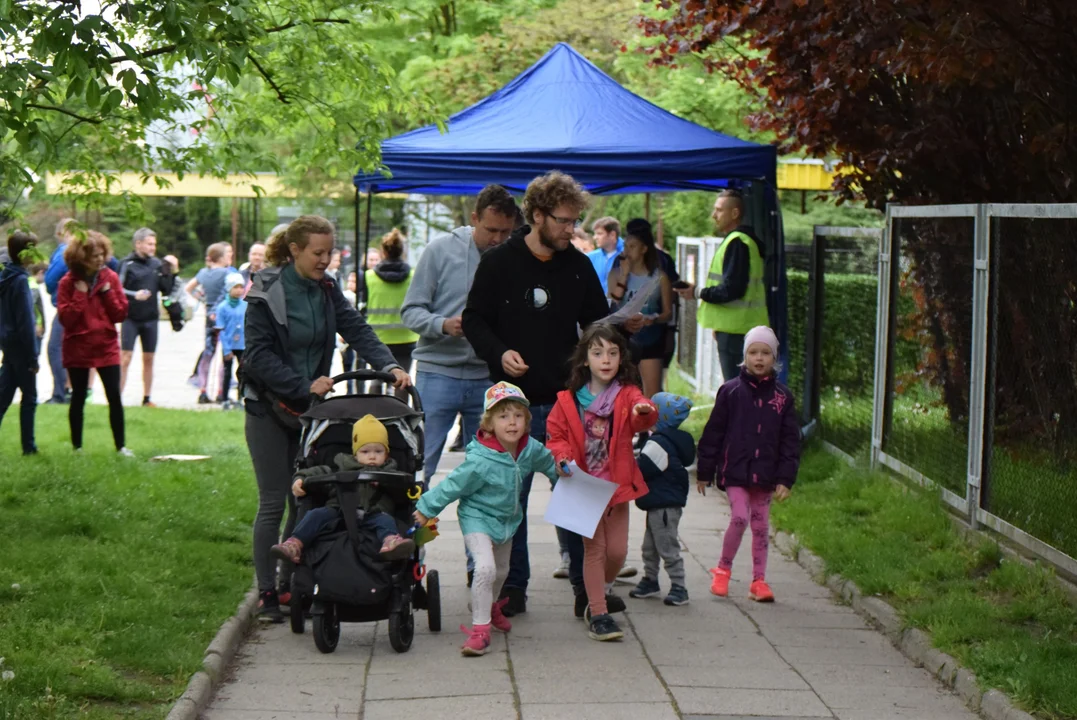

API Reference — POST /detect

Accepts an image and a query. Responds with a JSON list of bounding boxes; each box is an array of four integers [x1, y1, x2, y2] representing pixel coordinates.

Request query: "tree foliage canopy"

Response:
[[0, 0, 435, 208], [640, 0, 1077, 206]]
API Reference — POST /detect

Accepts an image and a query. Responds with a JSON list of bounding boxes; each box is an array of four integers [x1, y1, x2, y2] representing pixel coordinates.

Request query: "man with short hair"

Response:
[[586, 216, 624, 294], [402, 185, 518, 484], [240, 242, 266, 287], [464, 172, 625, 618], [119, 228, 176, 406], [676, 189, 768, 383]]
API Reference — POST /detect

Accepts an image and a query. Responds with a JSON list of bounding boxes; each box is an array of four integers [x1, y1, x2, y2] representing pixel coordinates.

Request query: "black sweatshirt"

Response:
[[699, 225, 766, 306], [463, 227, 610, 406]]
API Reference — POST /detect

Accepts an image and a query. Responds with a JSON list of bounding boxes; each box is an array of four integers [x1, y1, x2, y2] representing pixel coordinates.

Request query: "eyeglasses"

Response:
[[545, 212, 582, 228]]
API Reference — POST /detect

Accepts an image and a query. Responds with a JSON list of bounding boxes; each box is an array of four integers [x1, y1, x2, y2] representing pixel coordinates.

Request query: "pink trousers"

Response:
[[719, 486, 772, 581], [583, 502, 630, 616]]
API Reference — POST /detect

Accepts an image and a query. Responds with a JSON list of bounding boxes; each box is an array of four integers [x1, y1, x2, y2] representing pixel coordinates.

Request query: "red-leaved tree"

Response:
[[640, 0, 1077, 460]]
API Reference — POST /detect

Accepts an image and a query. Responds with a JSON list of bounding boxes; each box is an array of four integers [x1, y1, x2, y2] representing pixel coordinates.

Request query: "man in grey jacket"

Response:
[[402, 186, 518, 484]]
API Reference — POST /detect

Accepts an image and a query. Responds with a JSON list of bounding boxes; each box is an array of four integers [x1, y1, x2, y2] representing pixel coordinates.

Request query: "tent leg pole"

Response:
[[353, 187, 361, 308], [645, 192, 651, 222], [359, 189, 374, 306]]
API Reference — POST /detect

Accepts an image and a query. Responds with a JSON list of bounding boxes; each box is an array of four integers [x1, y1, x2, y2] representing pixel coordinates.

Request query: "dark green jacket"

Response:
[[295, 452, 398, 515]]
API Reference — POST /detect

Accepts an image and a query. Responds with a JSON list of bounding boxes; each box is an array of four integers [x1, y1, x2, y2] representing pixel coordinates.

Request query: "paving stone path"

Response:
[[202, 452, 979, 720]]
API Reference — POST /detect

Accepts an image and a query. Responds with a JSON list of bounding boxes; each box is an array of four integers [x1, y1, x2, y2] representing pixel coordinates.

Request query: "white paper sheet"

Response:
[[544, 462, 617, 539], [598, 272, 662, 326]]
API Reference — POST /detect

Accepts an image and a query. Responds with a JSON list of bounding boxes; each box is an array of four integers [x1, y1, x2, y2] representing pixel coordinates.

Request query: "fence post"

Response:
[[803, 227, 826, 427], [981, 211, 1001, 513], [870, 206, 897, 469], [965, 204, 991, 530]]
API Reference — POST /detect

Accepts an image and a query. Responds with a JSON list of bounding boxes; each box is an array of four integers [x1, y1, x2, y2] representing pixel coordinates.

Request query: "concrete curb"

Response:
[[165, 583, 259, 720], [772, 531, 1038, 720]]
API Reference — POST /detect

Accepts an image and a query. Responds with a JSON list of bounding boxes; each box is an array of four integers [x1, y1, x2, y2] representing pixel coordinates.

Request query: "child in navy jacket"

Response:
[[630, 393, 696, 607], [697, 326, 800, 603]]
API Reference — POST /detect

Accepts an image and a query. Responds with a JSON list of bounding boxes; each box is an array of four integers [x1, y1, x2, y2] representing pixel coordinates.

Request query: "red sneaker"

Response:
[[490, 597, 512, 633], [710, 567, 731, 597], [460, 624, 492, 656], [749, 579, 775, 603]]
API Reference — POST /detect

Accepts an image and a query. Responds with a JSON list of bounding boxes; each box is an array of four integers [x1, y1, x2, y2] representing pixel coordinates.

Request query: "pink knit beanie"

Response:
[[743, 325, 779, 360]]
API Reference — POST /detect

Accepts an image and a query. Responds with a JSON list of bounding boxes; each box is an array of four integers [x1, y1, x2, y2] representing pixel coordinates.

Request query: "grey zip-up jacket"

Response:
[[400, 227, 490, 380], [243, 265, 400, 404]]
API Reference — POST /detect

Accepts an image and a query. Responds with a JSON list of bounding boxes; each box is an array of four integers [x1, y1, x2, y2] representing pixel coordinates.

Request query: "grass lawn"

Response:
[[0, 405, 256, 720], [774, 448, 1077, 720]]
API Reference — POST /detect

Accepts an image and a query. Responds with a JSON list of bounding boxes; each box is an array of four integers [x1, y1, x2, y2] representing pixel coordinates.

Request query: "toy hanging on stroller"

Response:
[[287, 370, 441, 654]]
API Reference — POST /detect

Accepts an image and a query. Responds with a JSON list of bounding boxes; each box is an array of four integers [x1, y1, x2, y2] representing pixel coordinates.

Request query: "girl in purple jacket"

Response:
[[696, 325, 800, 603]]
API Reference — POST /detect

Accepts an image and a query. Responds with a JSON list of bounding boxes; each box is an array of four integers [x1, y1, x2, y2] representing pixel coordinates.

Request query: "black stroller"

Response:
[[287, 370, 441, 653]]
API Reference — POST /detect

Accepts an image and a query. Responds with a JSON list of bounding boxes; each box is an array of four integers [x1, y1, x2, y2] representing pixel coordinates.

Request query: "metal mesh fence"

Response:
[[984, 217, 1077, 559], [883, 217, 974, 498], [816, 234, 880, 456]]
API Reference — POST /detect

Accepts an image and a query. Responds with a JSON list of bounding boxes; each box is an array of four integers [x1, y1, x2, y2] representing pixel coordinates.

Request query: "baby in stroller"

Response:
[[272, 414, 417, 565]]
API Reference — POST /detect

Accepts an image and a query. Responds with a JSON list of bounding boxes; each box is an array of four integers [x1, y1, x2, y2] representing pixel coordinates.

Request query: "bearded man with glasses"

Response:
[[463, 171, 642, 619]]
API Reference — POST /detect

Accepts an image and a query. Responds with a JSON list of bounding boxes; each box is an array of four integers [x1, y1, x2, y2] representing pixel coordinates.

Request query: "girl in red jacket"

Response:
[[56, 231, 131, 455], [547, 324, 657, 642]]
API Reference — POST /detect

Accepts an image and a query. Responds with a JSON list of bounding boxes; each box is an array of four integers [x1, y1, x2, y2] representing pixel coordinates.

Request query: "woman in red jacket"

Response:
[[57, 231, 131, 455], [547, 324, 657, 643]]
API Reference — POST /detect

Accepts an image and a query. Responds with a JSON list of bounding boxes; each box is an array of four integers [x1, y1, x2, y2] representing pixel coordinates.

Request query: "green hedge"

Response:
[[788, 269, 918, 401]]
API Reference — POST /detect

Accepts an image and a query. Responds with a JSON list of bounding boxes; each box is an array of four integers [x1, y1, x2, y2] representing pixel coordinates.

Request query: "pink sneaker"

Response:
[[460, 624, 492, 656], [379, 534, 416, 561], [710, 567, 731, 597], [490, 597, 512, 633], [270, 538, 303, 564]]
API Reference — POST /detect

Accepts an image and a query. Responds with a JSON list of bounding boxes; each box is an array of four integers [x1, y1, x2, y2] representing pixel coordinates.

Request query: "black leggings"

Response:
[[69, 365, 125, 450], [222, 349, 244, 400]]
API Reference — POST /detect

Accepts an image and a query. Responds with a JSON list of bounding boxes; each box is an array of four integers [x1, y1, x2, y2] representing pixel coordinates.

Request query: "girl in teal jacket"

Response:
[[415, 381, 564, 657]]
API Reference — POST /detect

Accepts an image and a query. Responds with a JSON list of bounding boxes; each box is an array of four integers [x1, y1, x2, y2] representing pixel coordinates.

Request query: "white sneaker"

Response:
[[617, 564, 638, 579], [553, 552, 570, 579], [118, 447, 135, 458]]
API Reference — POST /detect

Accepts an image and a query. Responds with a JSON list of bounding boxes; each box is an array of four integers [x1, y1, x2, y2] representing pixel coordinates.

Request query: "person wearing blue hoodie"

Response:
[[629, 393, 697, 607], [0, 231, 43, 455], [43, 218, 119, 403], [214, 273, 247, 407]]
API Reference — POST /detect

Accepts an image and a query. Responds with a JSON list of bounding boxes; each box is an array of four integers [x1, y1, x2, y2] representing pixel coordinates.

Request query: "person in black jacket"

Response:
[[242, 214, 411, 623], [0, 231, 43, 455], [118, 228, 176, 406], [630, 392, 696, 607], [463, 171, 641, 617]]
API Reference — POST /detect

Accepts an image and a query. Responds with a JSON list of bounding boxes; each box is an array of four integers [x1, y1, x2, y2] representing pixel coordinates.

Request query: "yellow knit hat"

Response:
[[352, 414, 389, 454]]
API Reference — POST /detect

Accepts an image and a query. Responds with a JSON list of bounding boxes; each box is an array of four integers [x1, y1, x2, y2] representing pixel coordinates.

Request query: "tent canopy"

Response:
[[353, 43, 776, 195]]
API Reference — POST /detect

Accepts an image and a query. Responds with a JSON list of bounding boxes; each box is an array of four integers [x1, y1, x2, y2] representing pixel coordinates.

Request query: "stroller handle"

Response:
[[326, 369, 423, 413]]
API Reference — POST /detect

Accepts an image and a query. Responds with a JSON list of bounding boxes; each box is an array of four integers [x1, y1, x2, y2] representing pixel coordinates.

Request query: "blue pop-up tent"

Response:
[[353, 42, 786, 367]]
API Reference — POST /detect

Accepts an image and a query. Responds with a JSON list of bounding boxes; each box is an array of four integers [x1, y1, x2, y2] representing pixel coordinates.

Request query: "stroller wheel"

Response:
[[388, 591, 414, 653], [312, 603, 340, 654], [289, 594, 305, 635], [426, 570, 441, 632]]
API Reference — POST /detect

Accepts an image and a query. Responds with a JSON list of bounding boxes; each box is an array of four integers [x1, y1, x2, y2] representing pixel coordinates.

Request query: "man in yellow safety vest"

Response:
[[676, 189, 769, 384]]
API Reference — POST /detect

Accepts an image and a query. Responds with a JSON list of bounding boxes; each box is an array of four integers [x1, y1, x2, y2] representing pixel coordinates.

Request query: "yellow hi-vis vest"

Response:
[[364, 269, 419, 345], [697, 230, 769, 334]]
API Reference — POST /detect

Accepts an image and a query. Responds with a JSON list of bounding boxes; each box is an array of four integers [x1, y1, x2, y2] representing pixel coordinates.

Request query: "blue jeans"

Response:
[[0, 357, 37, 453], [291, 506, 398, 547], [415, 370, 487, 485], [47, 316, 66, 402]]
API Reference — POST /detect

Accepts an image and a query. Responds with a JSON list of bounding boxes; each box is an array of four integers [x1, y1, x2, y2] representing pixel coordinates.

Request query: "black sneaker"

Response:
[[588, 613, 624, 642], [197, 392, 212, 405], [629, 577, 661, 599], [606, 593, 626, 614], [498, 586, 526, 617], [664, 584, 690, 606], [574, 590, 588, 619], [257, 590, 284, 623]]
